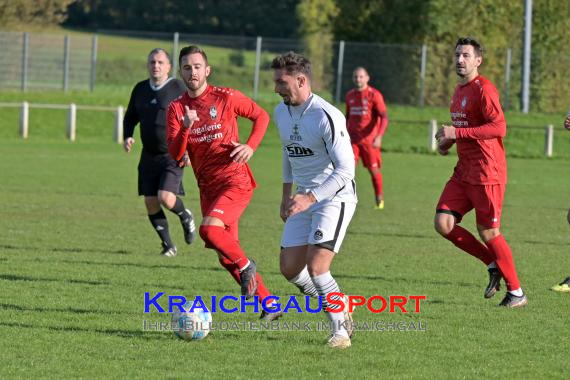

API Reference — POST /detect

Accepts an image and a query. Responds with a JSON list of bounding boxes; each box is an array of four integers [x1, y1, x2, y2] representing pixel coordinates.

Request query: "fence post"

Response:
[[20, 101, 29, 138], [429, 119, 437, 152], [172, 32, 179, 79], [21, 32, 29, 91], [544, 124, 553, 157], [115, 106, 124, 143], [63, 35, 70, 92], [503, 48, 512, 111], [419, 44, 427, 107], [334, 40, 345, 104], [67, 103, 76, 141], [253, 36, 262, 101], [90, 35, 98, 92]]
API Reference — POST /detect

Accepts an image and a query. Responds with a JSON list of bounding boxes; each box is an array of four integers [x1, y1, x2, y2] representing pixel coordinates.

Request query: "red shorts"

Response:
[[352, 142, 381, 169], [436, 178, 505, 228], [200, 187, 253, 241]]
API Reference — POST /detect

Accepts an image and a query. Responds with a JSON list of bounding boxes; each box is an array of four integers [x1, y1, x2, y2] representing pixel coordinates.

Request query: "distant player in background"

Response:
[[434, 37, 527, 308], [123, 48, 196, 258], [272, 52, 357, 349], [345, 67, 389, 209], [167, 45, 281, 321], [551, 112, 570, 293]]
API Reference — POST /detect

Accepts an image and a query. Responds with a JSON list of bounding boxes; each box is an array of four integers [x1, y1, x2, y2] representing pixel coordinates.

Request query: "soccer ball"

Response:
[[171, 300, 212, 341]]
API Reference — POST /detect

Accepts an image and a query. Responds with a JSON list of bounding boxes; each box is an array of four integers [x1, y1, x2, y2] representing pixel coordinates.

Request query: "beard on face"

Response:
[[456, 65, 466, 77], [185, 77, 203, 91]]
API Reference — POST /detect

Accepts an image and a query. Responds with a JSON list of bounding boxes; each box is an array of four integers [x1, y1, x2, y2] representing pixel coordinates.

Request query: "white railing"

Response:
[[0, 102, 124, 143], [427, 119, 556, 157]]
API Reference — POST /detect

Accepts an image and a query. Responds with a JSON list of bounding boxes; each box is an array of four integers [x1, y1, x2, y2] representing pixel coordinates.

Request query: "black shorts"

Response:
[[138, 150, 185, 196]]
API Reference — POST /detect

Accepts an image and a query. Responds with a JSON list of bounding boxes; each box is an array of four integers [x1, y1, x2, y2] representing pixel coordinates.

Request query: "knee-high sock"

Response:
[[199, 225, 248, 267], [312, 271, 349, 338], [371, 171, 383, 198], [148, 210, 174, 249], [445, 226, 495, 265], [218, 256, 271, 305], [486, 235, 521, 291], [289, 266, 319, 298], [167, 197, 187, 219]]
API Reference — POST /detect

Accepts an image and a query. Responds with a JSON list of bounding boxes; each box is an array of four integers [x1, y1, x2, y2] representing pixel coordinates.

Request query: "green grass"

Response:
[[0, 104, 569, 378]]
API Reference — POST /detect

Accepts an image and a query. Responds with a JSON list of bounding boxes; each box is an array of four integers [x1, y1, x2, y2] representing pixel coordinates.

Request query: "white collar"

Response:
[[149, 77, 174, 91]]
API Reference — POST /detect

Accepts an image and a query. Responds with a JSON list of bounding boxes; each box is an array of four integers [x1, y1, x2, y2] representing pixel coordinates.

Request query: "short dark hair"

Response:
[[455, 37, 483, 57], [179, 45, 208, 66], [270, 52, 312, 79], [148, 48, 171, 63]]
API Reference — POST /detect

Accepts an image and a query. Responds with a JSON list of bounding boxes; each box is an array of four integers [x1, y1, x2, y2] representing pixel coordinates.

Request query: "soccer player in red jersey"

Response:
[[167, 45, 281, 320], [345, 67, 389, 209], [434, 37, 527, 308]]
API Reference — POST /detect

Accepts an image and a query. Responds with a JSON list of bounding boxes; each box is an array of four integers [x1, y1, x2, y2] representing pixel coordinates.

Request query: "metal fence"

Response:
[[0, 31, 96, 91], [96, 30, 528, 110], [1, 29, 566, 112]]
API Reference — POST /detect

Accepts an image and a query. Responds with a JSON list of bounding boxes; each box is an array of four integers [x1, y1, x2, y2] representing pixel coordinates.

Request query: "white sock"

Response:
[[289, 266, 319, 298], [487, 262, 497, 270], [311, 271, 349, 338], [508, 288, 523, 297]]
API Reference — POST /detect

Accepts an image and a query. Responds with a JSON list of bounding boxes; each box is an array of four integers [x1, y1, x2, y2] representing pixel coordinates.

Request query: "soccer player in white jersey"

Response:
[[271, 52, 358, 349]]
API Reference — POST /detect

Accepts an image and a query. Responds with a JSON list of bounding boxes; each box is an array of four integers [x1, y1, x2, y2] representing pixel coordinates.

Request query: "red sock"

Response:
[[445, 226, 495, 265], [486, 235, 521, 291], [371, 171, 383, 198], [199, 225, 247, 266], [218, 257, 272, 305]]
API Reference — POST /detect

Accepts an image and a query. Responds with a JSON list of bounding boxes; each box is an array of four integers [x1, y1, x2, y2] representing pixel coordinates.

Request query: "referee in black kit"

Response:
[[123, 48, 196, 257]]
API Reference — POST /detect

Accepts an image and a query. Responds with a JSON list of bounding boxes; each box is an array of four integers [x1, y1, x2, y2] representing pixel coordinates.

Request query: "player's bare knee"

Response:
[[279, 253, 298, 280], [307, 260, 330, 277], [477, 227, 500, 242], [434, 213, 454, 236], [157, 190, 174, 208]]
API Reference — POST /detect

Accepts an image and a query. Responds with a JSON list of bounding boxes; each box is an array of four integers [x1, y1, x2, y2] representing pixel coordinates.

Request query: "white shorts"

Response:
[[281, 200, 356, 253]]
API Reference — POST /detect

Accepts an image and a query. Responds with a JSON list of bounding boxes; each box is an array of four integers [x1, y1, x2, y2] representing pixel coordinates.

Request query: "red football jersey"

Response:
[[450, 75, 507, 185], [345, 86, 388, 144], [167, 85, 269, 194]]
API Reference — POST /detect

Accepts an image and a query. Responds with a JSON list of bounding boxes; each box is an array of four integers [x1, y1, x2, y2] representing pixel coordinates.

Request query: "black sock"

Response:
[[168, 197, 186, 219], [148, 209, 174, 249]]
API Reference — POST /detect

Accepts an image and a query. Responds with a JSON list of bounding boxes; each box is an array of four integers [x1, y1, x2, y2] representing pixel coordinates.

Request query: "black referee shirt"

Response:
[[123, 78, 186, 155]]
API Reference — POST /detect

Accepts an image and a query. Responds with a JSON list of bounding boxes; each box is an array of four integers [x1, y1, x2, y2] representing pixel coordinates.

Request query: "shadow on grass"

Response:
[[0, 273, 110, 286], [0, 303, 129, 316], [0, 244, 130, 255], [0, 321, 169, 341], [0, 272, 188, 291], [348, 231, 439, 241]]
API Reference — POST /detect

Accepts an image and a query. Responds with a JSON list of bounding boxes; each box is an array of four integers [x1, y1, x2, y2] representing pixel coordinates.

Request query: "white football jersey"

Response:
[[274, 93, 357, 203]]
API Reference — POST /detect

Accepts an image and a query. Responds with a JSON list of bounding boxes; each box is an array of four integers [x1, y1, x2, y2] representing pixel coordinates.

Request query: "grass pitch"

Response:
[[0, 111, 568, 378]]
